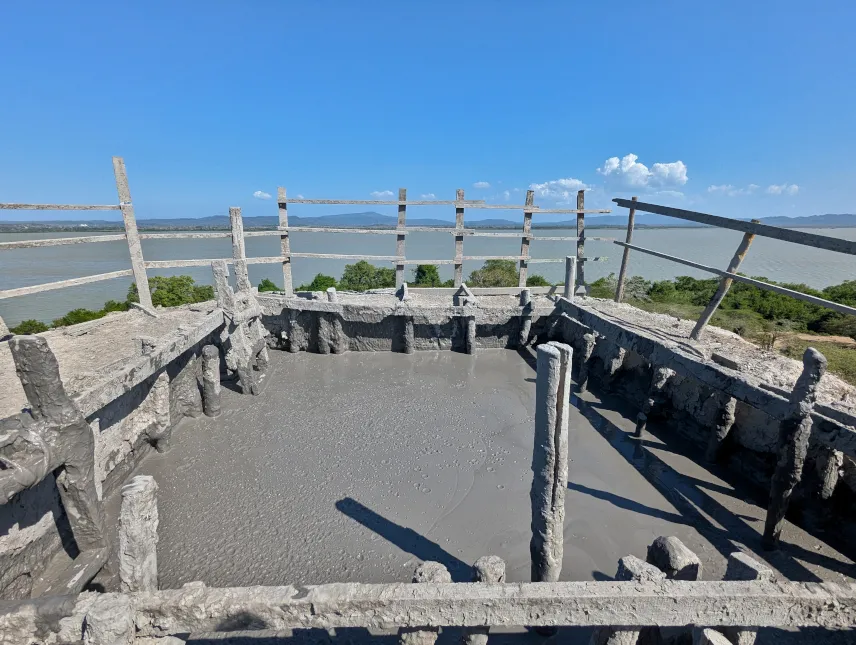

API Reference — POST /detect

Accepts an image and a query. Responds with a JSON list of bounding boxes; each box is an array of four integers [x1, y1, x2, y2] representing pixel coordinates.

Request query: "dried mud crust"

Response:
[[0, 304, 215, 417], [582, 297, 856, 416]]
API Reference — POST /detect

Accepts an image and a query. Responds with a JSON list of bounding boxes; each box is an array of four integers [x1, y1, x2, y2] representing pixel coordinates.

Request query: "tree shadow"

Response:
[[335, 497, 473, 582]]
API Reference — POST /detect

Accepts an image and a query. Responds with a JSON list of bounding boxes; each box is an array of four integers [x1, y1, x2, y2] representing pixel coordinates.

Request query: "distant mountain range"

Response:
[[2, 211, 856, 232]]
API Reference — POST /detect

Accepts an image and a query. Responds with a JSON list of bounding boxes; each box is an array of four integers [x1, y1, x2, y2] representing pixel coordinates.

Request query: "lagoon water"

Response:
[[1, 227, 855, 326]]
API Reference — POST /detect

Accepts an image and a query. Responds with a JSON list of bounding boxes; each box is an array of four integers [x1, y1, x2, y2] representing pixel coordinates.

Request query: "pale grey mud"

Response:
[[135, 349, 854, 590]]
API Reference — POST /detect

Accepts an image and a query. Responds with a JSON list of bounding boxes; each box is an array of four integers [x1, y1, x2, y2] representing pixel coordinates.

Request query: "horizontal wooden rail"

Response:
[[615, 241, 856, 317], [143, 256, 289, 268], [291, 252, 399, 260], [397, 259, 457, 265], [0, 203, 121, 211], [613, 199, 856, 257], [0, 234, 126, 250], [139, 232, 231, 239], [0, 269, 133, 299], [282, 199, 486, 206]]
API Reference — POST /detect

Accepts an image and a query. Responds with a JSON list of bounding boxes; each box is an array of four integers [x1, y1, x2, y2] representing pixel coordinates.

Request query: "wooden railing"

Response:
[[611, 198, 856, 340], [1, 167, 614, 318]]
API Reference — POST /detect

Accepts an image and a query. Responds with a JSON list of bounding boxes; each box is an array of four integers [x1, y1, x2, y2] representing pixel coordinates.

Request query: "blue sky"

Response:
[[1, 1, 854, 223]]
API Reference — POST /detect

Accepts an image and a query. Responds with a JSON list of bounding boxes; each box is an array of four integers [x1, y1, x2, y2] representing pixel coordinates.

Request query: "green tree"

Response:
[[467, 260, 518, 287], [10, 319, 49, 335], [128, 276, 214, 308], [52, 308, 105, 327], [526, 274, 551, 287], [258, 278, 282, 293], [412, 264, 442, 287], [338, 261, 395, 291], [296, 273, 338, 291]]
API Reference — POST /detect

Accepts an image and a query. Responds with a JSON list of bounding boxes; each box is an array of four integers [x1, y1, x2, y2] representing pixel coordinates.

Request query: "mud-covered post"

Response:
[[530, 341, 572, 582], [518, 288, 532, 347], [230, 206, 251, 292], [563, 256, 576, 301], [119, 475, 159, 592], [635, 366, 675, 437], [690, 220, 759, 341], [326, 287, 338, 303], [614, 196, 637, 303], [706, 396, 737, 463], [518, 190, 535, 287], [201, 345, 221, 417], [399, 561, 451, 645], [763, 347, 827, 550], [403, 317, 415, 354], [577, 332, 597, 394], [462, 556, 506, 645], [113, 156, 152, 309]]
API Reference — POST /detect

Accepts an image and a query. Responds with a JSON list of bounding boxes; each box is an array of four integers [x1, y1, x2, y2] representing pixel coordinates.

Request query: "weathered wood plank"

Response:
[[396, 188, 407, 288], [281, 199, 485, 206], [143, 256, 288, 268], [0, 269, 133, 299], [0, 234, 126, 250], [612, 199, 856, 256], [614, 196, 637, 303], [277, 187, 293, 296], [454, 189, 465, 287], [293, 253, 399, 261], [614, 241, 856, 317], [113, 157, 153, 308], [518, 190, 535, 287], [139, 232, 231, 239], [0, 203, 121, 210]]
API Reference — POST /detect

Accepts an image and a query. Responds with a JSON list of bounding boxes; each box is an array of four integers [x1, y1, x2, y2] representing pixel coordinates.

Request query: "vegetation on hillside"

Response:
[[10, 275, 214, 335]]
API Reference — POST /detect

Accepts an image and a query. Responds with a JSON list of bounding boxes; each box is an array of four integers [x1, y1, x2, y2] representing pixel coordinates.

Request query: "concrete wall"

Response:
[[0, 334, 218, 600]]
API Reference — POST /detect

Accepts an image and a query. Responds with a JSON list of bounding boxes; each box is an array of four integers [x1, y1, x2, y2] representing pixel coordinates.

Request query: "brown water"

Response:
[[2, 227, 855, 326]]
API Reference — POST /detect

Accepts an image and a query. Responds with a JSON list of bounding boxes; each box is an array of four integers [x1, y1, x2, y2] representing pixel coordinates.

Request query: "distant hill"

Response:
[[2, 211, 856, 232]]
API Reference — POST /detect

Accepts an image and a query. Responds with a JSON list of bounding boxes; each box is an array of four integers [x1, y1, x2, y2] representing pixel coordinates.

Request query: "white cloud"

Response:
[[253, 190, 271, 200], [766, 184, 799, 196], [420, 193, 436, 200], [473, 181, 491, 189], [296, 194, 305, 199], [707, 184, 759, 197], [501, 190, 510, 201], [529, 177, 590, 202], [597, 153, 688, 189], [370, 190, 394, 198]]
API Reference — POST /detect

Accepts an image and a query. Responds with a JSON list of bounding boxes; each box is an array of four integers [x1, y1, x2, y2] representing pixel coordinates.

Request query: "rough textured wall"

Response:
[[0, 338, 213, 600]]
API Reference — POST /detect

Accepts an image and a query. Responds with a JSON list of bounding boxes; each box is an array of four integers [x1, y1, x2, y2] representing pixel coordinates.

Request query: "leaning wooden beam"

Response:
[[0, 234, 126, 250], [614, 241, 856, 318], [0, 269, 133, 300], [0, 203, 121, 210], [613, 199, 856, 257], [4, 337, 106, 551], [763, 348, 827, 550], [113, 156, 153, 309], [690, 219, 760, 340], [614, 196, 637, 303]]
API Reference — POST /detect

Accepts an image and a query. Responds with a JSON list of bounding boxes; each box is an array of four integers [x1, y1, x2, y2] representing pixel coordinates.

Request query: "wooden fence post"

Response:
[[112, 157, 152, 309], [454, 189, 465, 287], [518, 189, 535, 287], [690, 219, 760, 340], [277, 187, 294, 297], [229, 207, 251, 292], [396, 188, 407, 288], [575, 189, 585, 294], [763, 347, 827, 550], [614, 196, 637, 302]]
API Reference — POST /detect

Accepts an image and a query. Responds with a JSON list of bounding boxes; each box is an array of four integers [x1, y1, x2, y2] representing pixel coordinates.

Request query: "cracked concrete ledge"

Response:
[[1, 579, 855, 643]]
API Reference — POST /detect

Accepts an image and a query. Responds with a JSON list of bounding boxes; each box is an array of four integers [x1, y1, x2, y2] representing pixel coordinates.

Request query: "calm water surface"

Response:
[[2, 227, 855, 326]]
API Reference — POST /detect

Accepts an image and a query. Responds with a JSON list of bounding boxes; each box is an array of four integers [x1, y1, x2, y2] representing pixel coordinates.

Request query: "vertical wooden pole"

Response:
[[277, 187, 294, 297], [575, 189, 585, 294], [454, 188, 465, 287], [112, 157, 152, 309], [396, 188, 407, 288], [229, 207, 251, 292], [614, 196, 637, 303], [518, 189, 535, 287], [690, 219, 760, 340]]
